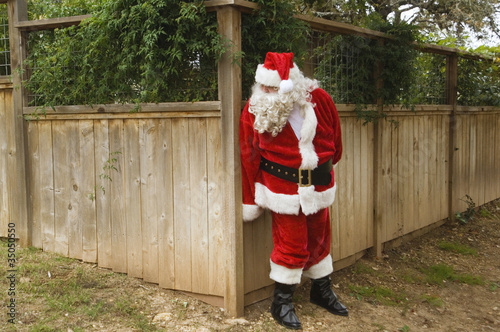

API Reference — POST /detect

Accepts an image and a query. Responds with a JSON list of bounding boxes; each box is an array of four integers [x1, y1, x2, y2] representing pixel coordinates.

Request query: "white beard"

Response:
[[248, 83, 296, 137]]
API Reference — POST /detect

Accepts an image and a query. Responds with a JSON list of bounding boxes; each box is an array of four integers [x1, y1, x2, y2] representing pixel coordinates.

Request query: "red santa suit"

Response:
[[239, 59, 343, 284]]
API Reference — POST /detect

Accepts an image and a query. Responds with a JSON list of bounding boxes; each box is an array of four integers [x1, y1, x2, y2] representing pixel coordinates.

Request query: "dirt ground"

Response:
[[3, 199, 500, 331], [145, 199, 500, 332]]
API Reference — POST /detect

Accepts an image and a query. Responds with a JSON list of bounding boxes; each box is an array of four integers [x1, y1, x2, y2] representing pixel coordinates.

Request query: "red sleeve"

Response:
[[312, 88, 343, 165], [239, 103, 264, 221]]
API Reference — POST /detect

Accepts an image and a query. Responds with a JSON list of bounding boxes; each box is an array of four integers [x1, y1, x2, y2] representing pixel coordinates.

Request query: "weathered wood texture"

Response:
[[0, 87, 13, 236], [23, 110, 226, 299]]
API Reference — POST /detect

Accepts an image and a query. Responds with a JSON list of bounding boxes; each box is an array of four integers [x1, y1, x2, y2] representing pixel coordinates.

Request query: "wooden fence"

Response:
[[1, 0, 499, 317]]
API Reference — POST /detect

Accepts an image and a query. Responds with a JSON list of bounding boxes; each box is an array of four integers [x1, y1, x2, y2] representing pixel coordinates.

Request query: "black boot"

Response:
[[270, 282, 302, 330], [310, 276, 348, 316]]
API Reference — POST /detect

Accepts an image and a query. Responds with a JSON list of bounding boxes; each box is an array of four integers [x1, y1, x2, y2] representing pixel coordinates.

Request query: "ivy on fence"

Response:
[[20, 0, 500, 111], [25, 0, 226, 106]]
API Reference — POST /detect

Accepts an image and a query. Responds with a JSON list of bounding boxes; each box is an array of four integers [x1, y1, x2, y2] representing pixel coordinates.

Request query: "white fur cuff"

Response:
[[269, 260, 303, 285], [302, 255, 333, 279], [242, 204, 263, 222]]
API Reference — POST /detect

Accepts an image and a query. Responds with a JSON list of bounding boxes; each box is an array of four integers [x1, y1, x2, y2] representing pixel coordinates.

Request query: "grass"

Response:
[[421, 264, 484, 286], [0, 239, 160, 332], [348, 285, 408, 306], [420, 294, 444, 307], [438, 241, 478, 256]]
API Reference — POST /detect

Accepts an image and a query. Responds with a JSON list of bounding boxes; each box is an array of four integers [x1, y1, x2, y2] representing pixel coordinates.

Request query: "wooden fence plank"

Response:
[[68, 121, 83, 260], [380, 119, 392, 243], [460, 115, 471, 212], [389, 119, 400, 239], [52, 121, 70, 256], [190, 118, 209, 294], [496, 114, 500, 199], [252, 212, 273, 292], [477, 115, 485, 205], [207, 118, 224, 296], [39, 121, 55, 253], [341, 118, 355, 256], [94, 120, 112, 268], [172, 118, 192, 291], [396, 117, 407, 236], [365, 123, 374, 247], [485, 115, 496, 203], [27, 121, 41, 247], [413, 116, 422, 231], [469, 116, 478, 206], [80, 120, 97, 263], [109, 120, 127, 273], [401, 117, 413, 234], [123, 119, 142, 279], [428, 115, 438, 224], [140, 119, 159, 283], [497, 114, 500, 199], [0, 90, 8, 236], [243, 222, 256, 293], [352, 117, 363, 250], [438, 115, 448, 220], [158, 119, 175, 290]]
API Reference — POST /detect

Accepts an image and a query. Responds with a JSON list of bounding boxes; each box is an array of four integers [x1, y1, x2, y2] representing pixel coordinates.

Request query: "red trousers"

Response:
[[269, 208, 333, 284]]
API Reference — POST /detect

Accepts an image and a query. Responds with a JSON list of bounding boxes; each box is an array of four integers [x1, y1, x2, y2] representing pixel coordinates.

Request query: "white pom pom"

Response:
[[279, 79, 294, 94]]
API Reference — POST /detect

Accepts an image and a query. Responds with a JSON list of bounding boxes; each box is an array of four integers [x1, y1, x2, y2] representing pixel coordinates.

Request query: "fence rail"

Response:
[[1, 0, 499, 318]]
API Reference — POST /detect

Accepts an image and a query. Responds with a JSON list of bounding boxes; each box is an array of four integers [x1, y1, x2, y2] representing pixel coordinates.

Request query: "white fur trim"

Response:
[[298, 103, 318, 169], [299, 184, 337, 216], [255, 65, 301, 88], [279, 79, 294, 94], [302, 255, 334, 279], [254, 182, 301, 215], [242, 204, 264, 222], [255, 64, 282, 87], [270, 259, 303, 284], [254, 182, 337, 216]]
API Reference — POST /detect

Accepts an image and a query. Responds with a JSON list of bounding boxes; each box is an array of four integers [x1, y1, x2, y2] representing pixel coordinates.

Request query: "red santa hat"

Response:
[[255, 52, 297, 94]]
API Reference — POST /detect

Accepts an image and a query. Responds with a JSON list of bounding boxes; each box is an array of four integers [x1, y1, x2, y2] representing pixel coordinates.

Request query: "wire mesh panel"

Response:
[[458, 57, 500, 106], [0, 4, 10, 76], [307, 31, 374, 104], [411, 52, 447, 105]]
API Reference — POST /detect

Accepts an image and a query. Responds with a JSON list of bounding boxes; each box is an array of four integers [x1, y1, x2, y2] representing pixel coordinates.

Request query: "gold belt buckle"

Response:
[[298, 168, 312, 187]]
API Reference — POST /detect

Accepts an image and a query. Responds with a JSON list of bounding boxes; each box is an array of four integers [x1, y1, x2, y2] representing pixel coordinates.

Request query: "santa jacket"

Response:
[[240, 88, 343, 221]]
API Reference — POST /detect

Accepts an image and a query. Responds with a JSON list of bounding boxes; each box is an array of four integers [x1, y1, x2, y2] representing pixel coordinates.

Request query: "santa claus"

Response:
[[239, 52, 348, 329]]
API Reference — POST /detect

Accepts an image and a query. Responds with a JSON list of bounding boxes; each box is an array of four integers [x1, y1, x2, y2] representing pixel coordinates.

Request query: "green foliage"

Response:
[[28, 0, 100, 19], [25, 0, 226, 106], [455, 194, 477, 224], [241, 0, 311, 99]]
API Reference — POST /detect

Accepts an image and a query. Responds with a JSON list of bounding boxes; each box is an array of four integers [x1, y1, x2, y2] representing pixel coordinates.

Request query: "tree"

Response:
[[294, 0, 500, 45]]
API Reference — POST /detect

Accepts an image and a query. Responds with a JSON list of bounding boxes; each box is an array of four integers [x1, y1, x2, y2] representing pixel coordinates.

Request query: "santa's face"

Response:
[[248, 82, 295, 137], [260, 84, 279, 94]]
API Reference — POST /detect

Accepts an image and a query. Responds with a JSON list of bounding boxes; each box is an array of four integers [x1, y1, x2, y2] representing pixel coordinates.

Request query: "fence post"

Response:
[[216, 5, 244, 317], [446, 53, 458, 221], [372, 40, 384, 259], [6, 0, 29, 246]]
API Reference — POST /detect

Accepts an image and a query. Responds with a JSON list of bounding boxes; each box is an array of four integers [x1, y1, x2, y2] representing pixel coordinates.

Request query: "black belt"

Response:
[[259, 157, 332, 187]]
